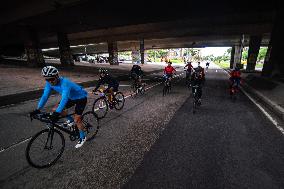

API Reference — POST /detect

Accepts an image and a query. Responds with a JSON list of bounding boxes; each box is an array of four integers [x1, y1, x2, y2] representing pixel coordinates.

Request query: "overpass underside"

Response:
[[0, 0, 282, 76]]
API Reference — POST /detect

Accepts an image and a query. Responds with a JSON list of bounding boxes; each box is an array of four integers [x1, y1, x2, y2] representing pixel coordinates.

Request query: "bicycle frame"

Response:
[[31, 113, 78, 137]]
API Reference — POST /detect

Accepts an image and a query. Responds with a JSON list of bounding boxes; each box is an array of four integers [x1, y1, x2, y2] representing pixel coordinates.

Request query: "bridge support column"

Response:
[[246, 36, 262, 72], [108, 42, 118, 65], [140, 39, 145, 64], [262, 8, 284, 77], [230, 46, 235, 69], [233, 44, 242, 69], [25, 29, 45, 67], [57, 32, 74, 67]]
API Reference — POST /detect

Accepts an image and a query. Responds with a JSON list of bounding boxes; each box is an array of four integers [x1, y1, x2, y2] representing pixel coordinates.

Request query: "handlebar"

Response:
[[30, 112, 72, 124], [30, 112, 52, 124]]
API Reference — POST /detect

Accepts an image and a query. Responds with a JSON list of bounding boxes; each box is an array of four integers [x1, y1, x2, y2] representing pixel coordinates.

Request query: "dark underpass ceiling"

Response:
[[0, 0, 279, 55]]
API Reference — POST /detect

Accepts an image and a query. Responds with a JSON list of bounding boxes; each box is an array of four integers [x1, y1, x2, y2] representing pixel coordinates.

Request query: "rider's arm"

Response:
[[55, 83, 71, 113], [94, 78, 103, 91], [37, 83, 52, 110]]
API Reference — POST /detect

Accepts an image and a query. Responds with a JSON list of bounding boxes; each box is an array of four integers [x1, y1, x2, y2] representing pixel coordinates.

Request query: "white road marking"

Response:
[[0, 137, 32, 153], [219, 66, 284, 135]]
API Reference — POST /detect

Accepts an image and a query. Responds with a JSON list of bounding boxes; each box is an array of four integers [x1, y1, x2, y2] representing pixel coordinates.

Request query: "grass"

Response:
[[214, 61, 230, 69], [215, 61, 263, 69], [255, 64, 263, 69]]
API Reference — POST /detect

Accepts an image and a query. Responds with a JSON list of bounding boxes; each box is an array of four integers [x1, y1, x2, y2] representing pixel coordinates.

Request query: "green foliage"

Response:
[[214, 61, 230, 69], [242, 47, 248, 61], [257, 47, 268, 62]]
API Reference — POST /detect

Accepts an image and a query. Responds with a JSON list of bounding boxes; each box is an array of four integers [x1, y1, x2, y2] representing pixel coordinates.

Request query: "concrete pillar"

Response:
[[230, 46, 235, 69], [233, 45, 242, 69], [140, 39, 145, 64], [246, 36, 262, 71], [57, 32, 74, 66], [108, 41, 118, 65], [25, 29, 45, 67], [262, 7, 284, 77]]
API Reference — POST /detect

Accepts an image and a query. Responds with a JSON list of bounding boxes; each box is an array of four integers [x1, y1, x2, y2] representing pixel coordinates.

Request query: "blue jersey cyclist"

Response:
[[30, 66, 88, 148]]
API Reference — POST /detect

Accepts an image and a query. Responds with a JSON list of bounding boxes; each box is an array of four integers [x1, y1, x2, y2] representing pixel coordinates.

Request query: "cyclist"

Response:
[[191, 67, 205, 104], [93, 68, 119, 109], [29, 66, 88, 148], [164, 61, 176, 83], [206, 62, 210, 70], [130, 64, 144, 88], [184, 61, 193, 84], [229, 66, 241, 88]]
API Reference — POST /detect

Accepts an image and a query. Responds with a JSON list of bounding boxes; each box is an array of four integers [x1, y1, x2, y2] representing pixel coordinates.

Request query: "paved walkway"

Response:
[[0, 61, 164, 97]]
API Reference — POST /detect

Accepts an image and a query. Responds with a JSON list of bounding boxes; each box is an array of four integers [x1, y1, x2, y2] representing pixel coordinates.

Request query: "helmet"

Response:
[[41, 66, 59, 77], [99, 68, 107, 74]]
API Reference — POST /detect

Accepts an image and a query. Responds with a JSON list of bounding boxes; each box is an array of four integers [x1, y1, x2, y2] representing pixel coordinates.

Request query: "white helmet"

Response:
[[41, 66, 59, 77]]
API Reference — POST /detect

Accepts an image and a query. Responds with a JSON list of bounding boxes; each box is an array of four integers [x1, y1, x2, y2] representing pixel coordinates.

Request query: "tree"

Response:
[[257, 47, 268, 62]]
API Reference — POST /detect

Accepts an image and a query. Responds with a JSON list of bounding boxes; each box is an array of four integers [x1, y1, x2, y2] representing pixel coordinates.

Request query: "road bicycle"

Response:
[[131, 77, 146, 96], [26, 111, 99, 168], [162, 75, 172, 96], [92, 87, 125, 119], [192, 85, 202, 114]]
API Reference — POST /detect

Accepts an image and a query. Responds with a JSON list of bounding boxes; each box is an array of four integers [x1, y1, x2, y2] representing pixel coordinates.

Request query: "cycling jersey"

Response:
[[94, 74, 119, 91], [230, 70, 241, 78], [164, 66, 176, 74], [38, 77, 88, 113], [131, 65, 143, 76], [185, 63, 193, 71]]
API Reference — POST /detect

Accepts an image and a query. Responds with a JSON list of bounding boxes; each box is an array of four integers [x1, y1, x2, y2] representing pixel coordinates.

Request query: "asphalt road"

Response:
[[0, 65, 283, 189]]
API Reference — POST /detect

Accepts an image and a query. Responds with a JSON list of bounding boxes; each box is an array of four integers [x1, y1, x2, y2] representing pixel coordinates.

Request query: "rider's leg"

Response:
[[107, 87, 114, 103], [74, 98, 87, 148], [198, 87, 202, 99]]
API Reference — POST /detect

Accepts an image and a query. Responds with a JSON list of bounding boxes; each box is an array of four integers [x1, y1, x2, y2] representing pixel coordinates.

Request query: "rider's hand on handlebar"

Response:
[[30, 109, 40, 118], [50, 112, 60, 123]]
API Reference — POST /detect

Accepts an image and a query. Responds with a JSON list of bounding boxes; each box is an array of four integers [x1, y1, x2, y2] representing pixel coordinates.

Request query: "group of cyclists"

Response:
[[29, 60, 241, 149]]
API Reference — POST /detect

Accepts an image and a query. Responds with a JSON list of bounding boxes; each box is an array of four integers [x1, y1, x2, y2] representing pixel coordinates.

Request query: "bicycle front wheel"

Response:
[[114, 92, 125, 110], [92, 97, 108, 119], [26, 129, 65, 168], [82, 111, 100, 141]]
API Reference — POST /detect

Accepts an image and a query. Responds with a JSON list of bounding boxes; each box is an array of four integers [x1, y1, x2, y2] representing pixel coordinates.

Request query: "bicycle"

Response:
[[230, 82, 239, 101], [184, 69, 192, 90], [192, 85, 201, 114], [26, 111, 99, 168], [162, 75, 171, 96], [92, 87, 125, 119], [131, 77, 146, 97]]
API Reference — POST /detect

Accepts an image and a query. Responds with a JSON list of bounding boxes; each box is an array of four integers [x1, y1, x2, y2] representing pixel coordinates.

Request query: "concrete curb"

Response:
[[241, 82, 284, 121], [0, 69, 163, 107], [223, 68, 284, 121], [0, 80, 97, 107]]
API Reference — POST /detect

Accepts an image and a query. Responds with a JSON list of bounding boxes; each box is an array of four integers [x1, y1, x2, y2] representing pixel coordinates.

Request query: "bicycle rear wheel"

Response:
[[114, 92, 125, 110], [82, 111, 100, 141], [26, 129, 65, 168], [92, 97, 108, 119]]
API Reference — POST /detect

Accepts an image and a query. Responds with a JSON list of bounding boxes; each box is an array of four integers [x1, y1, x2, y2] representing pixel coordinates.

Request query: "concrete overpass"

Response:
[[0, 0, 282, 76]]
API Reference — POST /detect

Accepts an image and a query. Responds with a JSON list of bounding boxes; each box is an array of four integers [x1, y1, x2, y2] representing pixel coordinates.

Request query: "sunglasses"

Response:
[[45, 78, 56, 82]]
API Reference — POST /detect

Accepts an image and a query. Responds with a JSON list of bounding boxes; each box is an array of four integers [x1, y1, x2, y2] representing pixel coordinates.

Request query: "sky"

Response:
[[199, 47, 230, 57]]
